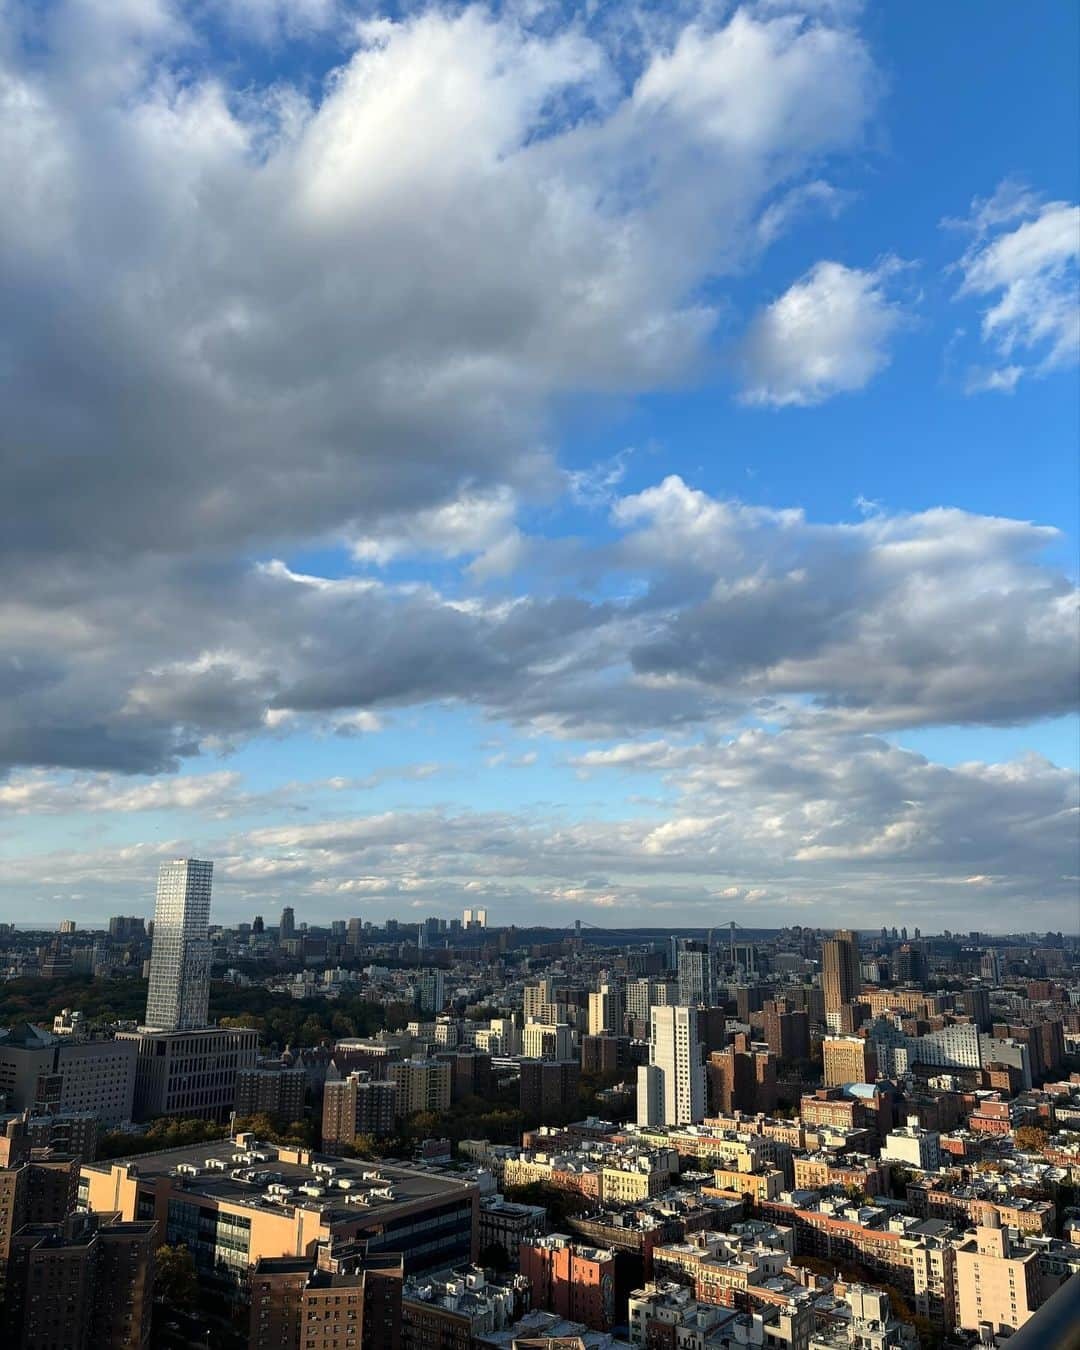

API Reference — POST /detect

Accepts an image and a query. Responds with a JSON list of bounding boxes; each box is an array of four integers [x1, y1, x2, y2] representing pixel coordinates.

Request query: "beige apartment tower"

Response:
[[822, 929, 860, 1030], [954, 1216, 1042, 1335], [822, 1034, 878, 1086]]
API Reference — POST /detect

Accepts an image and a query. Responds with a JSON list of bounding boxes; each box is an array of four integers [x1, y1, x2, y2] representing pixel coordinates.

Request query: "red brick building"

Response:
[[519, 1234, 616, 1330], [249, 1244, 403, 1350], [707, 1035, 777, 1117]]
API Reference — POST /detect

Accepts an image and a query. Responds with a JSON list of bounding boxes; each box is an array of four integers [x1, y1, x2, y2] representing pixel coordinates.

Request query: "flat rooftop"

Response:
[[83, 1138, 475, 1223]]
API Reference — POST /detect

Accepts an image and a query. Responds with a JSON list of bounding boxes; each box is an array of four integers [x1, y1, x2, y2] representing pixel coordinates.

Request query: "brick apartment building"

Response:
[[518, 1234, 616, 1331]]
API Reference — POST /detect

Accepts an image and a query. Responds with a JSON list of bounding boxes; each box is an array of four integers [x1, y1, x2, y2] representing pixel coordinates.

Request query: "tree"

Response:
[[478, 1241, 511, 1274], [99, 1116, 228, 1159], [232, 1113, 316, 1149], [342, 1133, 380, 1160], [155, 1244, 198, 1311], [1015, 1126, 1049, 1153], [889, 1166, 914, 1200]]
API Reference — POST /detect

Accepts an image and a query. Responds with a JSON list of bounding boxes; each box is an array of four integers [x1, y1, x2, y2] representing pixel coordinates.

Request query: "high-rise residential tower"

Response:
[[143, 859, 213, 1031], [588, 983, 623, 1036], [637, 1005, 706, 1128], [676, 941, 716, 1008], [822, 929, 861, 1031]]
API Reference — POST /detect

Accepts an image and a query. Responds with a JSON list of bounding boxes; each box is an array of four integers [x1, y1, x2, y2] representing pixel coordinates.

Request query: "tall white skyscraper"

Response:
[[144, 859, 213, 1031], [588, 982, 623, 1035], [636, 1005, 706, 1127]]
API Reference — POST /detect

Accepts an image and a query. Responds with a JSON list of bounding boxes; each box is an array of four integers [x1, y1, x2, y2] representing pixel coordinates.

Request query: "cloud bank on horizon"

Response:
[[1, 0, 1077, 930]]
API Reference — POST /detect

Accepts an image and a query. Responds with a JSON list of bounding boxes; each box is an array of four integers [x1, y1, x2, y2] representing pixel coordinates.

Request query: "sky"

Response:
[[1, 0, 1077, 933]]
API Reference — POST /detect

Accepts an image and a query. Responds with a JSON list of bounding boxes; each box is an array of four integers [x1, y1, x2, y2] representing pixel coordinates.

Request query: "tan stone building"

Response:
[[954, 1216, 1042, 1335], [117, 1025, 259, 1121], [79, 1134, 478, 1288], [708, 1165, 783, 1205], [598, 1159, 671, 1205], [822, 931, 860, 1029], [387, 1059, 452, 1115], [822, 1035, 878, 1087]]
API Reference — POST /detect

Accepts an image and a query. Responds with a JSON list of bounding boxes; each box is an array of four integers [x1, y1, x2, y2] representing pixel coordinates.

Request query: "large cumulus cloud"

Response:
[[0, 0, 877, 571], [3, 485, 1076, 774], [2, 2, 1076, 930], [2, 475, 1077, 774]]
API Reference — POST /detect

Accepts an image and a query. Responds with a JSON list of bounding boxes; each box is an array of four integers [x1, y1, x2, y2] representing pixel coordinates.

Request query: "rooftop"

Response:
[[83, 1136, 476, 1223]]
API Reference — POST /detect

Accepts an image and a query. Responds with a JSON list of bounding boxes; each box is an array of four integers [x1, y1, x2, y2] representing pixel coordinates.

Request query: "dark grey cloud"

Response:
[[616, 478, 1079, 731], [0, 479, 1076, 775]]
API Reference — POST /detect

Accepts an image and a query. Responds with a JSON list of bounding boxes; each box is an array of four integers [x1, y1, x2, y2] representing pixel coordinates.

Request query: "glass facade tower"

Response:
[[144, 859, 213, 1031]]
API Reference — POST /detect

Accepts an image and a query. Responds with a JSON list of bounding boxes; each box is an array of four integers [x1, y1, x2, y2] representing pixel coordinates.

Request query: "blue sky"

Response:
[[0, 0, 1076, 931]]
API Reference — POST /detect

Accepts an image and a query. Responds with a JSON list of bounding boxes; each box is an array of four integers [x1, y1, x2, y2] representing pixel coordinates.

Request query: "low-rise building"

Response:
[[807, 1283, 917, 1350], [519, 1234, 617, 1332], [881, 1118, 941, 1173], [792, 1154, 882, 1197], [628, 1280, 737, 1348], [707, 1165, 784, 1206], [478, 1194, 547, 1269], [651, 1224, 795, 1309], [79, 1133, 479, 1289], [402, 1264, 529, 1349]]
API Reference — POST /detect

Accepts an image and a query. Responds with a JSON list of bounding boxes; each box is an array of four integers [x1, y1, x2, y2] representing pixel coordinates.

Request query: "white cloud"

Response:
[[8, 730, 1075, 928], [0, 770, 244, 815], [616, 477, 1078, 731], [755, 179, 851, 247], [0, 0, 878, 578], [567, 451, 633, 510], [951, 182, 1079, 391], [738, 258, 909, 406], [350, 487, 520, 566]]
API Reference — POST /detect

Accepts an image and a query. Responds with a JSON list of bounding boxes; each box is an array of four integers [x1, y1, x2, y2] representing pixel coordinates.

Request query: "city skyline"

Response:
[[1, 1, 1077, 934]]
